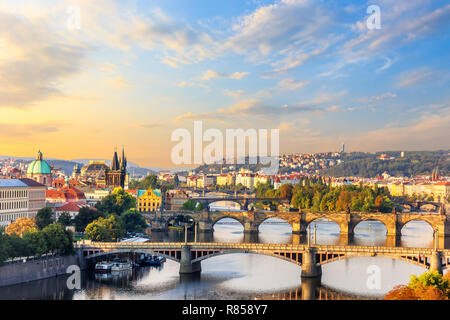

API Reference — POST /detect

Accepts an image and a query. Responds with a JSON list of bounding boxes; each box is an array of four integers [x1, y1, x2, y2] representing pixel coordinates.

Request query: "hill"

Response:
[[321, 150, 449, 178]]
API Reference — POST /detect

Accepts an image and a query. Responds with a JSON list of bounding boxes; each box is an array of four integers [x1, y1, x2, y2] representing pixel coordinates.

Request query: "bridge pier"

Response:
[[179, 245, 201, 274], [301, 276, 321, 300], [243, 232, 259, 243], [150, 220, 168, 232], [197, 220, 214, 233], [243, 220, 259, 234], [292, 220, 307, 235], [301, 248, 322, 278], [429, 251, 443, 275]]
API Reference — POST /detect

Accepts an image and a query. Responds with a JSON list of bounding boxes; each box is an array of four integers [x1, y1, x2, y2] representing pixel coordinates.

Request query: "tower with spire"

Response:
[[105, 147, 128, 189]]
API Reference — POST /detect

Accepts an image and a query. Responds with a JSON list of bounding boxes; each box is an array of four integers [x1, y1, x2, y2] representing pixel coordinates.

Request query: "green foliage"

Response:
[[385, 271, 450, 300], [182, 199, 205, 211], [121, 210, 148, 233], [0, 223, 74, 263], [289, 182, 395, 213], [96, 187, 136, 216], [41, 223, 74, 255], [74, 207, 104, 232], [85, 215, 125, 242], [129, 175, 160, 190], [22, 228, 48, 257], [409, 271, 450, 294], [322, 151, 449, 178], [57, 212, 73, 227], [35, 207, 54, 230]]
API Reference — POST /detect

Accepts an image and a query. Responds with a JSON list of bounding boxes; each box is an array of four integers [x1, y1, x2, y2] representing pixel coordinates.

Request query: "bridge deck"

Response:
[[77, 241, 450, 255]]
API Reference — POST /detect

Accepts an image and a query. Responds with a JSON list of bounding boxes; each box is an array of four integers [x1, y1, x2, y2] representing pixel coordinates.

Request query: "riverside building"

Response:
[[0, 178, 46, 227]]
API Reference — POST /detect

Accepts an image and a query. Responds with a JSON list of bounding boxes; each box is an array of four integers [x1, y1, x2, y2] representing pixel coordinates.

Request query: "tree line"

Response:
[[0, 207, 74, 265], [253, 178, 396, 213]]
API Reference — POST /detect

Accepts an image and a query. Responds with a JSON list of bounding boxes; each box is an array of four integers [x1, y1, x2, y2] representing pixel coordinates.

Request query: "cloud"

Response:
[[342, 3, 450, 65], [278, 79, 309, 91], [0, 11, 87, 108], [360, 92, 397, 103], [173, 91, 347, 123], [0, 122, 61, 138], [396, 69, 438, 88], [200, 70, 249, 81], [224, 89, 246, 99], [140, 123, 162, 129], [109, 76, 130, 89]]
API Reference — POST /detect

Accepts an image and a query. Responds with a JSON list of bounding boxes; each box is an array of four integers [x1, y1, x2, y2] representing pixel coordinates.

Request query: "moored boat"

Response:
[[110, 260, 133, 271], [95, 261, 113, 273], [140, 255, 166, 266]]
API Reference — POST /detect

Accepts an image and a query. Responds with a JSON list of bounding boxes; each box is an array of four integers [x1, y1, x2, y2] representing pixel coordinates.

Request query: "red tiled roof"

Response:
[[55, 202, 94, 212]]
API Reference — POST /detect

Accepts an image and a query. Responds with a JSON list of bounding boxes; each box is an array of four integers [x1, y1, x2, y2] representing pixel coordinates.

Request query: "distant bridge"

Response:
[[146, 207, 450, 240], [78, 241, 449, 278]]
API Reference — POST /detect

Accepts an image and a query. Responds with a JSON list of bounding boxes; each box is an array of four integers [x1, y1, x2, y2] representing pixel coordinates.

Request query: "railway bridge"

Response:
[[78, 241, 450, 278]]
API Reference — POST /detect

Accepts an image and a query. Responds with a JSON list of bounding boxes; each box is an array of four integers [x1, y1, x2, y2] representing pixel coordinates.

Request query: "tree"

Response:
[[96, 187, 136, 216], [278, 184, 293, 200], [85, 215, 125, 242], [57, 212, 73, 227], [5, 217, 36, 237], [41, 223, 74, 255], [121, 210, 148, 233], [385, 271, 450, 300], [0, 233, 10, 265], [5, 234, 29, 259], [74, 207, 104, 232], [35, 207, 53, 230], [22, 228, 48, 257], [182, 199, 204, 211]]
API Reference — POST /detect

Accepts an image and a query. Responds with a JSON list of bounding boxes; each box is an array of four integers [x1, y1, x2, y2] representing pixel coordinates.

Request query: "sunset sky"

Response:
[[0, 0, 449, 168]]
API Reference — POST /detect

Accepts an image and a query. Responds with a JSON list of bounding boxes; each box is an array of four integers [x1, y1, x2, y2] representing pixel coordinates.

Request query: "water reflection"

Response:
[[0, 213, 447, 300]]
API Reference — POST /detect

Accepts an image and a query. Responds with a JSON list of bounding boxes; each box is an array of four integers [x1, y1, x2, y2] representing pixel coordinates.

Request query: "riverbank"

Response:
[[0, 252, 86, 287]]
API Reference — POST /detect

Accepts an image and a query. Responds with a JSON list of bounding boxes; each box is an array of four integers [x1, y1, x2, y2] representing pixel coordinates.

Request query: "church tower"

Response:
[[105, 147, 128, 189]]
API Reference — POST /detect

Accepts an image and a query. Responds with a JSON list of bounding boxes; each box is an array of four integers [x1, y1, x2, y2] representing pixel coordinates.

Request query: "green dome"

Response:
[[27, 150, 52, 175]]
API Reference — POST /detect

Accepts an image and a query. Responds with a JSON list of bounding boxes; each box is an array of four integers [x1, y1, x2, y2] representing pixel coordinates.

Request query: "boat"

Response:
[[168, 224, 184, 231], [110, 259, 133, 272], [95, 261, 113, 273], [140, 255, 166, 266]]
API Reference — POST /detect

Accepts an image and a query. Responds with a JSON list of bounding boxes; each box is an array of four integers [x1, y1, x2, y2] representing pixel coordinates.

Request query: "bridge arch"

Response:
[[208, 200, 242, 211], [84, 249, 181, 263], [192, 250, 302, 266], [351, 217, 390, 235], [318, 253, 439, 271], [211, 216, 245, 229], [400, 218, 435, 235], [259, 216, 294, 229], [305, 217, 342, 233]]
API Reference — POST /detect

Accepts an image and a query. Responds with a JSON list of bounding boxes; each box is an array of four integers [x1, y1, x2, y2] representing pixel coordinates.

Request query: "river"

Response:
[[0, 217, 447, 300]]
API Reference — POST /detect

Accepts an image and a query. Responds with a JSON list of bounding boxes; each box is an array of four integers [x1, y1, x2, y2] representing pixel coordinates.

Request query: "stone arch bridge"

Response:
[[78, 242, 450, 278], [147, 209, 450, 240]]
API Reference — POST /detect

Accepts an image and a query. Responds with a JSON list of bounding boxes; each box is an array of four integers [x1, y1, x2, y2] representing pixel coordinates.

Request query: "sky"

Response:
[[0, 0, 449, 168]]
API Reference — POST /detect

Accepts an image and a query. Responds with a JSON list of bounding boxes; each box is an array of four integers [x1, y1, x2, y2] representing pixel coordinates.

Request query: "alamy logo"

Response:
[[67, 6, 81, 31], [366, 265, 381, 290], [171, 121, 280, 174], [66, 265, 81, 290], [366, 5, 381, 30]]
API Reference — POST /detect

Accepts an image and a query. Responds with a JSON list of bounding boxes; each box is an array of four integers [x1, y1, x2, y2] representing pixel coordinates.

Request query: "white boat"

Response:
[[110, 260, 133, 272], [95, 261, 113, 273]]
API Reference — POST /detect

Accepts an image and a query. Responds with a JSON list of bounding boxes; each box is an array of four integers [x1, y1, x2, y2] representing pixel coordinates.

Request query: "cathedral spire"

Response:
[[111, 149, 120, 171], [120, 146, 127, 171]]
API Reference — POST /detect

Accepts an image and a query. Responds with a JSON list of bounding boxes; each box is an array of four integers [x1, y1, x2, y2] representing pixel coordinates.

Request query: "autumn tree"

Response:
[[385, 271, 450, 300], [5, 217, 36, 237]]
